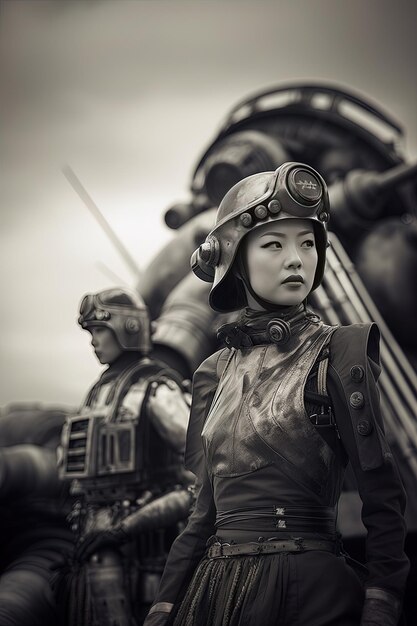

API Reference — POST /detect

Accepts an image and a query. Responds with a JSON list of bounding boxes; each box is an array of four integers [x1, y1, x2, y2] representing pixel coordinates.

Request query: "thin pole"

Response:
[[63, 165, 141, 279]]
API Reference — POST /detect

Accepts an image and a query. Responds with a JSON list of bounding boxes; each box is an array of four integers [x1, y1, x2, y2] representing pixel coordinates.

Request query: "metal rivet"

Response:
[[254, 204, 268, 219], [125, 318, 140, 333], [199, 241, 212, 263], [350, 391, 365, 409], [240, 212, 253, 227], [95, 309, 109, 320], [199, 236, 220, 266], [350, 365, 365, 383], [268, 199, 281, 214], [319, 211, 329, 222], [357, 418, 373, 436]]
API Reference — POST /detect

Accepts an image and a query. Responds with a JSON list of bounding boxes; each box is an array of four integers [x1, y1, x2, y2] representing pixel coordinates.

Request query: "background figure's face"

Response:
[[88, 327, 123, 365], [242, 218, 318, 308]]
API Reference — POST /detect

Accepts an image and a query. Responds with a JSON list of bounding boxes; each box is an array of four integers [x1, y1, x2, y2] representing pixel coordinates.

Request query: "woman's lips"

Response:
[[282, 274, 304, 284]]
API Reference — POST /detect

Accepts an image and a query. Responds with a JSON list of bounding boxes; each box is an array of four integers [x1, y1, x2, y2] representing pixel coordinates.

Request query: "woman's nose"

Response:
[[284, 248, 302, 269]]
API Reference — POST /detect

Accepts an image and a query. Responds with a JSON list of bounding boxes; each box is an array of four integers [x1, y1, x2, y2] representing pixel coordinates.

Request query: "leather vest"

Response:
[[202, 321, 337, 495], [60, 359, 183, 486]]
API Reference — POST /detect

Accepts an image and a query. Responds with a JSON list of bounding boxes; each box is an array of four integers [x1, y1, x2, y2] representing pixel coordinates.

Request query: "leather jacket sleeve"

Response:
[[144, 350, 227, 618], [327, 323, 409, 612]]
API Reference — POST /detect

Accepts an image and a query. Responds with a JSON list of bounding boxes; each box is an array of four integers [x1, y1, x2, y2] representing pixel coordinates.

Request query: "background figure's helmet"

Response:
[[191, 162, 330, 312], [78, 288, 152, 354]]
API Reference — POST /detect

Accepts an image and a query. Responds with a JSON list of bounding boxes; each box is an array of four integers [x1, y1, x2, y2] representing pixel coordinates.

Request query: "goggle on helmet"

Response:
[[78, 288, 151, 354], [191, 162, 330, 313]]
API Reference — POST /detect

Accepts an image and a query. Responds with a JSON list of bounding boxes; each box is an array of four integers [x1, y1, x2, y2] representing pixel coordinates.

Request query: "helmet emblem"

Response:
[[288, 168, 323, 205], [296, 179, 317, 191]]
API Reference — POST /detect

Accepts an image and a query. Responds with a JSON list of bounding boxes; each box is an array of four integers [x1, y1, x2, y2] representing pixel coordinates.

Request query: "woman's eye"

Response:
[[261, 241, 282, 249], [301, 239, 315, 248]]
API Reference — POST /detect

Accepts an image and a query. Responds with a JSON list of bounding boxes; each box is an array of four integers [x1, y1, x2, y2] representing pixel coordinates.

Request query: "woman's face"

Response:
[[89, 326, 122, 364], [242, 218, 318, 308]]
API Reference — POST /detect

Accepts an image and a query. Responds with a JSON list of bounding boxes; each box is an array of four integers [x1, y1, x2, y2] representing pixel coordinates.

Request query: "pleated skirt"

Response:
[[173, 550, 364, 626]]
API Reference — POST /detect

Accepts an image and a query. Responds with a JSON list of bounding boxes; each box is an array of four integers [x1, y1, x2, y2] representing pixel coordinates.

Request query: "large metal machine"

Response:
[[139, 84, 417, 467]]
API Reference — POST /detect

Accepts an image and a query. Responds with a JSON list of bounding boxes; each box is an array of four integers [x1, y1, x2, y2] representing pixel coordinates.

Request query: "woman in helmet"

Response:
[[144, 163, 409, 626]]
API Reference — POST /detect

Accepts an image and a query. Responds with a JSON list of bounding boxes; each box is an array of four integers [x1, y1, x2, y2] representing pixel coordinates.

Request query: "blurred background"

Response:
[[1, 0, 416, 408]]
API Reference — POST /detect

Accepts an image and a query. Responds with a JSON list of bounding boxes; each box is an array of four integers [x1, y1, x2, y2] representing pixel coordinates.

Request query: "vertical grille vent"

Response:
[[64, 417, 90, 476]]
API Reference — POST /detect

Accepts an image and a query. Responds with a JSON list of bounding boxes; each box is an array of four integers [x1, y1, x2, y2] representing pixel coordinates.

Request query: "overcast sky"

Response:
[[1, 0, 416, 408]]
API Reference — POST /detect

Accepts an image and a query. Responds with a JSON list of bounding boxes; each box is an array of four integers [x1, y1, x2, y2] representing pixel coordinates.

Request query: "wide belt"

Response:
[[206, 537, 338, 559], [215, 505, 337, 534]]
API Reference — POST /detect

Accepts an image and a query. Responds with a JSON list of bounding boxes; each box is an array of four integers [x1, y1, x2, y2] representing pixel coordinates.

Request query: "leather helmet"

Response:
[[78, 288, 151, 354]]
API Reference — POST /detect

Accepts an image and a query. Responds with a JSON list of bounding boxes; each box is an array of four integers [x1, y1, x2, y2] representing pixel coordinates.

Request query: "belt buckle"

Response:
[[210, 541, 231, 558], [248, 541, 262, 555], [293, 537, 305, 552]]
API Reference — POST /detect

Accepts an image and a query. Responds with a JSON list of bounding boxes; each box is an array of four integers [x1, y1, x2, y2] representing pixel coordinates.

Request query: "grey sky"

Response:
[[1, 0, 416, 408]]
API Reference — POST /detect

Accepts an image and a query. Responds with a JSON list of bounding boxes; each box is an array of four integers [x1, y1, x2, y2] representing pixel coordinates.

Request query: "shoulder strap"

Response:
[[317, 351, 330, 397], [109, 358, 183, 421]]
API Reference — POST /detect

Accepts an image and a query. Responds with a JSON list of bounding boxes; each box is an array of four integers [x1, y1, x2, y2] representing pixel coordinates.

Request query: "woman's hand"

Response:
[[142, 612, 171, 626], [75, 525, 129, 562], [143, 602, 174, 626]]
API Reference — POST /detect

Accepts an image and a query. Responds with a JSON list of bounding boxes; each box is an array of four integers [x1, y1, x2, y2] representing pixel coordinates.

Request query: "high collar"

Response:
[[217, 304, 320, 349]]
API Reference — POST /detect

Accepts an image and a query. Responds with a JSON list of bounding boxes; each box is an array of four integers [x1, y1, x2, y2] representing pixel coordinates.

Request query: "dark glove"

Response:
[[142, 612, 171, 626], [143, 602, 174, 626], [361, 588, 402, 626], [75, 525, 129, 562]]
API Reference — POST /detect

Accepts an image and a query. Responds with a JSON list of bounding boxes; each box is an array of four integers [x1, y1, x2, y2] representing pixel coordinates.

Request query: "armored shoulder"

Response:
[[328, 323, 391, 471], [184, 348, 230, 476], [330, 323, 380, 377]]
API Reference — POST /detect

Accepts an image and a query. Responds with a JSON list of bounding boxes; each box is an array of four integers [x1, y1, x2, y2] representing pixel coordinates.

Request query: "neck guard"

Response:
[[217, 304, 320, 349]]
